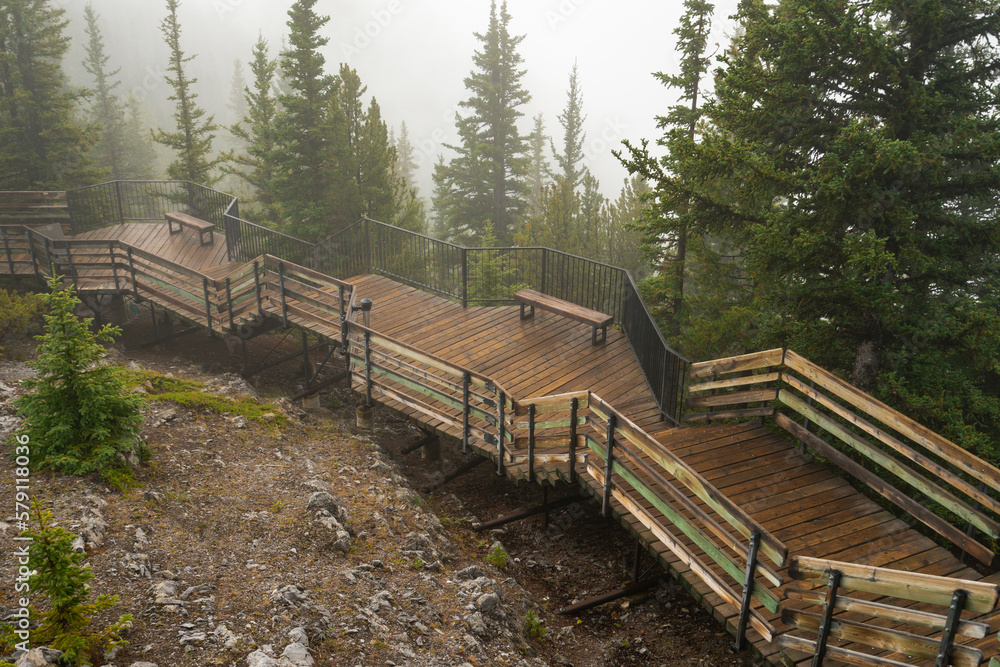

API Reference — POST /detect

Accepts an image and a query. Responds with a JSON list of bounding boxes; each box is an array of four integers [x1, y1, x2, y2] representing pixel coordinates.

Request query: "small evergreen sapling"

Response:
[[14, 277, 146, 482], [22, 502, 132, 665]]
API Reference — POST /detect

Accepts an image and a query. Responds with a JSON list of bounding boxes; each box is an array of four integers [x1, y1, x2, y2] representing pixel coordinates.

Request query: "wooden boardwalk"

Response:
[[3, 218, 1000, 666]]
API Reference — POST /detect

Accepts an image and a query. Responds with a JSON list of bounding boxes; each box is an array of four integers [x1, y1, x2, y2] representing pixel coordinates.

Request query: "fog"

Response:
[[58, 0, 739, 199]]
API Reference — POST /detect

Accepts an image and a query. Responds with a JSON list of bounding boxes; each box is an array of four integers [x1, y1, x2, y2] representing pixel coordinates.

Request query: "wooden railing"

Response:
[[685, 349, 1000, 565], [780, 555, 998, 666], [341, 306, 788, 648], [0, 191, 68, 228]]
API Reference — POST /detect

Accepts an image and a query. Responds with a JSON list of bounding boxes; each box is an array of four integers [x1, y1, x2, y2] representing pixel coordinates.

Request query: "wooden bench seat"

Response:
[[514, 288, 612, 345], [165, 211, 215, 246]]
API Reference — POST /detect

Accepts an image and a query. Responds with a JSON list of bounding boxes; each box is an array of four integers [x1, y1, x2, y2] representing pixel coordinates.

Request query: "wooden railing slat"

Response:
[[689, 348, 784, 379], [688, 371, 781, 394]]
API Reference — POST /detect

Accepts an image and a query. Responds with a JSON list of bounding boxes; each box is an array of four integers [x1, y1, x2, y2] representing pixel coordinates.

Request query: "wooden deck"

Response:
[[3, 219, 999, 665]]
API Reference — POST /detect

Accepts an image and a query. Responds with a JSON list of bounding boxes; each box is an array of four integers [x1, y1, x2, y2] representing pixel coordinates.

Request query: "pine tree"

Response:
[[226, 35, 281, 226], [340, 64, 396, 223], [552, 62, 586, 190], [395, 121, 418, 189], [82, 4, 127, 181], [121, 95, 156, 180], [433, 1, 531, 245], [151, 0, 221, 185], [525, 113, 551, 216], [675, 0, 1000, 457], [616, 0, 715, 339], [227, 59, 249, 126], [0, 0, 96, 189], [272, 0, 345, 239]]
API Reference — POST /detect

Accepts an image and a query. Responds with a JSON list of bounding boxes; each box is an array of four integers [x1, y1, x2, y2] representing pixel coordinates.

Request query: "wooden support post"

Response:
[[473, 493, 581, 531], [462, 372, 471, 454], [732, 530, 762, 653], [602, 412, 617, 517], [278, 261, 288, 328], [497, 390, 506, 476], [569, 397, 579, 485], [202, 277, 213, 337], [301, 329, 311, 389], [423, 456, 489, 493], [109, 243, 120, 291], [936, 590, 968, 667], [149, 302, 159, 340], [363, 330, 373, 408], [225, 277, 235, 331], [402, 432, 439, 456], [528, 404, 537, 483], [811, 569, 841, 667]]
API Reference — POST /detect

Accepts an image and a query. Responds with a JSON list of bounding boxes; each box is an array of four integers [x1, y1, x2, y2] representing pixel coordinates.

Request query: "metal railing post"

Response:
[[253, 261, 263, 317], [810, 569, 841, 667], [569, 397, 579, 485], [127, 247, 138, 299], [462, 372, 471, 454], [497, 390, 507, 476], [363, 330, 373, 408], [109, 243, 119, 291], [225, 277, 234, 331], [602, 412, 617, 517], [461, 247, 468, 307], [541, 248, 548, 294], [114, 180, 124, 225], [732, 530, 762, 653], [278, 261, 288, 328], [2, 228, 15, 277], [26, 230, 41, 285], [202, 277, 214, 337], [528, 404, 536, 483], [936, 590, 968, 667], [339, 285, 348, 352]]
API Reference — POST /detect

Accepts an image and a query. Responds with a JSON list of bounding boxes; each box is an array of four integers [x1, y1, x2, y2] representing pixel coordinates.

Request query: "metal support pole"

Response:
[[810, 569, 841, 667], [109, 243, 120, 291], [225, 277, 235, 331], [202, 277, 214, 337], [528, 404, 536, 483], [64, 241, 76, 287], [43, 237, 52, 276], [936, 590, 968, 667], [302, 329, 312, 389], [569, 397, 579, 485], [3, 228, 15, 276], [363, 330, 373, 408], [253, 261, 263, 317], [732, 530, 762, 653], [149, 302, 159, 340], [462, 372, 471, 454], [127, 246, 138, 299], [602, 412, 617, 517], [26, 230, 42, 285], [338, 285, 348, 351], [461, 247, 468, 308], [497, 390, 507, 476], [278, 261, 288, 328]]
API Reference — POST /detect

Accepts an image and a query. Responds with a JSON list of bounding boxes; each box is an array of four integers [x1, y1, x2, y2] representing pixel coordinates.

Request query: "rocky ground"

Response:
[[0, 301, 762, 667]]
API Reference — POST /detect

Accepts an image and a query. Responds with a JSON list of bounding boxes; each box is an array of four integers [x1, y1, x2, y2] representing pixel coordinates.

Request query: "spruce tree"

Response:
[[340, 64, 396, 223], [227, 35, 281, 226], [121, 95, 156, 180], [552, 62, 586, 190], [227, 59, 249, 126], [433, 1, 531, 244], [616, 0, 715, 339], [525, 114, 551, 216], [0, 0, 96, 189], [82, 4, 127, 181], [395, 121, 418, 189], [152, 0, 221, 185], [672, 0, 1000, 457]]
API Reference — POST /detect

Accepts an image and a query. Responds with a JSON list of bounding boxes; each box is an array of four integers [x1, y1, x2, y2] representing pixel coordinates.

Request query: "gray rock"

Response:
[[246, 650, 280, 667], [455, 565, 484, 581], [149, 580, 180, 602], [15, 648, 52, 667], [122, 552, 151, 578], [368, 590, 394, 613], [302, 478, 332, 494], [127, 663, 159, 667], [213, 622, 240, 650], [281, 642, 314, 666], [464, 611, 490, 638], [272, 584, 310, 608], [305, 491, 349, 524], [313, 512, 351, 553], [288, 627, 309, 647], [475, 592, 502, 618], [178, 631, 207, 645]]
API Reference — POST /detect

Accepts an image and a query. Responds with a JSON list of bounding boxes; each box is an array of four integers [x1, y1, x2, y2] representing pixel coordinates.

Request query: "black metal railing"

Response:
[[223, 199, 313, 266], [318, 217, 690, 423], [65, 180, 237, 234]]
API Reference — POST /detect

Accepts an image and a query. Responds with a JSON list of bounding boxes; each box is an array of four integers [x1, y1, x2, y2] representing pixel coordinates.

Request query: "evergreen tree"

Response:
[[604, 175, 650, 278], [672, 0, 1000, 457], [395, 121, 418, 188], [616, 0, 715, 339], [525, 113, 551, 216], [340, 64, 396, 223], [152, 0, 221, 185], [226, 35, 281, 226], [433, 1, 531, 245], [82, 4, 127, 181], [227, 59, 249, 125], [121, 95, 156, 180], [0, 0, 96, 189], [551, 62, 586, 189], [272, 0, 345, 239]]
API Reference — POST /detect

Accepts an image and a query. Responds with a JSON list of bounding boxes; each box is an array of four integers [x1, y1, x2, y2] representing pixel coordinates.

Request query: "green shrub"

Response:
[[523, 610, 546, 642], [14, 277, 147, 482], [9, 503, 132, 665], [0, 288, 44, 341], [485, 543, 510, 570]]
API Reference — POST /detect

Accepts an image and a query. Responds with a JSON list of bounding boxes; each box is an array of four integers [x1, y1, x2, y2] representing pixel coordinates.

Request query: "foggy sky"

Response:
[[59, 0, 740, 199]]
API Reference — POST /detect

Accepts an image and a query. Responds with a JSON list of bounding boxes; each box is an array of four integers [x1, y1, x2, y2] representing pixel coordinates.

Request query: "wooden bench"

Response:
[[165, 211, 215, 246], [514, 288, 613, 345]]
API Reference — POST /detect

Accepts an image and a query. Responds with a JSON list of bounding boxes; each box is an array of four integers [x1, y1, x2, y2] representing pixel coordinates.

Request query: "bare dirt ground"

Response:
[[0, 295, 762, 667]]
